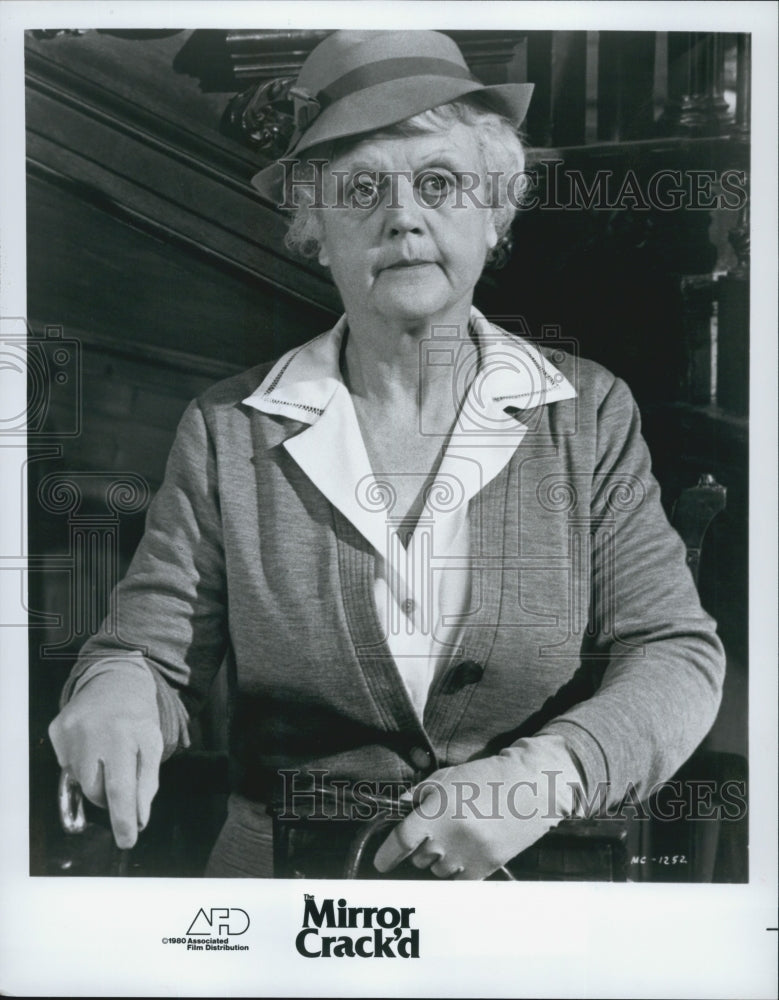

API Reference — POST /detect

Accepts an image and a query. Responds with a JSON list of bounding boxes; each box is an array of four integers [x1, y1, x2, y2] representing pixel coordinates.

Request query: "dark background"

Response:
[[24, 28, 749, 879]]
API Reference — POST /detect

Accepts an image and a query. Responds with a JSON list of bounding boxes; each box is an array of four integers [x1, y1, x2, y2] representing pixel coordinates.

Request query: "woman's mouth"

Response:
[[382, 259, 435, 271]]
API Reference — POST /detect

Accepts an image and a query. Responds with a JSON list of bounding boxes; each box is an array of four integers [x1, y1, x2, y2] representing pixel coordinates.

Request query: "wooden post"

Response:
[[596, 32, 656, 141]]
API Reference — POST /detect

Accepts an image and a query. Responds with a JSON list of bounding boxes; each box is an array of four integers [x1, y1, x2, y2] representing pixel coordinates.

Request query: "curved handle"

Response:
[[58, 768, 87, 835], [343, 810, 400, 878], [56, 768, 131, 875]]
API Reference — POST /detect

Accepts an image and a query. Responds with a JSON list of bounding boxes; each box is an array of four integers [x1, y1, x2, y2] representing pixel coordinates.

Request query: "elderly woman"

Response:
[[50, 30, 725, 880]]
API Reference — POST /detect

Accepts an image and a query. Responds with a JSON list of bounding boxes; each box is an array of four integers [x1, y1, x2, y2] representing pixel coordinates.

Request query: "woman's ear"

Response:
[[314, 212, 330, 267]]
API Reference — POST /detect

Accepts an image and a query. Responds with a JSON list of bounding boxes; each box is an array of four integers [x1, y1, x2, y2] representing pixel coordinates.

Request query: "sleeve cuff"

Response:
[[530, 722, 611, 817], [500, 732, 590, 821]]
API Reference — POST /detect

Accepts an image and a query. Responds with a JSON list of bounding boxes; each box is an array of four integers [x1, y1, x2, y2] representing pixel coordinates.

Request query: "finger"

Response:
[[408, 837, 443, 870], [136, 730, 163, 831], [76, 755, 109, 810], [103, 749, 140, 849], [430, 857, 466, 880], [47, 718, 67, 768], [48, 713, 108, 808], [373, 821, 427, 873], [48, 714, 96, 791]]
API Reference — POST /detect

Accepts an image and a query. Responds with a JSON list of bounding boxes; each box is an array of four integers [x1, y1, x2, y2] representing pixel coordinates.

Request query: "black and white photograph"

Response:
[[1, 2, 777, 997]]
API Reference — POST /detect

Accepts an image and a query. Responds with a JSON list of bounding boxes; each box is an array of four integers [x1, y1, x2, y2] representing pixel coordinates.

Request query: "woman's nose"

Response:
[[383, 173, 425, 235]]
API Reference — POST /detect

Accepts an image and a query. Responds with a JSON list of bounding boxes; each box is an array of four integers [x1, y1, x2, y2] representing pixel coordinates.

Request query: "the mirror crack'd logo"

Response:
[[297, 894, 419, 958]]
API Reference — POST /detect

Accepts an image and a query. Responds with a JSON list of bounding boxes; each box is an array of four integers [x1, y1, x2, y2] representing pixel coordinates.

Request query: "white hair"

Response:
[[283, 96, 530, 267]]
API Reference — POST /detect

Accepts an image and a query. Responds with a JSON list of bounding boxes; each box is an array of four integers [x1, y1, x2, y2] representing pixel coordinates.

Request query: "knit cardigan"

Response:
[[65, 340, 725, 808]]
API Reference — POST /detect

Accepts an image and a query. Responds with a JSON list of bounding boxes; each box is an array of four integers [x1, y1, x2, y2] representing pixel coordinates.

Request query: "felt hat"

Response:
[[250, 30, 533, 204]]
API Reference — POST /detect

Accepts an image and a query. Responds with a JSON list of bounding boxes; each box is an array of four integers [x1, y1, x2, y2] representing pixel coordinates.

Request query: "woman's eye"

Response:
[[416, 171, 456, 206], [348, 172, 381, 203]]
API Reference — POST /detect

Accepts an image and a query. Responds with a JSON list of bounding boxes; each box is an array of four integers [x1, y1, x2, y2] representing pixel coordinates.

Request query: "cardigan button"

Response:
[[442, 660, 484, 693], [409, 746, 433, 770], [456, 660, 484, 685]]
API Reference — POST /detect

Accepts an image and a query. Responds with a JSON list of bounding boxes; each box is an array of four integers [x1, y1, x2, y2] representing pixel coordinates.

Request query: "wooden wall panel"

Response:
[[27, 173, 336, 370]]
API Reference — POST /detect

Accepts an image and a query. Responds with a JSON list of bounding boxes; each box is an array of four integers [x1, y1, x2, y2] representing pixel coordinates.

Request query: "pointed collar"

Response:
[[242, 309, 576, 423], [242, 311, 577, 562]]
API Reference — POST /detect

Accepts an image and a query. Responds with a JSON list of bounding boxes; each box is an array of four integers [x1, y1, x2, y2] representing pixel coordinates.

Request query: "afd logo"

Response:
[[187, 908, 250, 937]]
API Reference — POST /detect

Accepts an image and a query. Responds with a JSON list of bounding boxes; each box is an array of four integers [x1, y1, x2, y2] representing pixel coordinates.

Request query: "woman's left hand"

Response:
[[373, 737, 582, 880]]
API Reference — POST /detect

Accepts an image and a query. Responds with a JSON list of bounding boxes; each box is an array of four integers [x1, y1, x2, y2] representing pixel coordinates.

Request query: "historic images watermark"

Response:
[[1, 317, 150, 657], [347, 315, 648, 662], [278, 158, 748, 212], [275, 768, 748, 824]]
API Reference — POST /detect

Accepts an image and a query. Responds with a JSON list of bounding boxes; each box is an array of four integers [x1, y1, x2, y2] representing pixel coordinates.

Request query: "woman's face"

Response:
[[315, 122, 498, 327]]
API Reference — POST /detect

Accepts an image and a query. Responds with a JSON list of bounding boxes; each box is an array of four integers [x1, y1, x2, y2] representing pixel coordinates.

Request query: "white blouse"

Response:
[[243, 308, 576, 719]]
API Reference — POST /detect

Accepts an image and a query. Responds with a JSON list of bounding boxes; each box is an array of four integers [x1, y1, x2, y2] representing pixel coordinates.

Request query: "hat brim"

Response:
[[250, 79, 533, 206]]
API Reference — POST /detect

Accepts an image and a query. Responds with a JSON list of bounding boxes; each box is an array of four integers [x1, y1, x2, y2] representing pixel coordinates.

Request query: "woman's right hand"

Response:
[[48, 666, 163, 849]]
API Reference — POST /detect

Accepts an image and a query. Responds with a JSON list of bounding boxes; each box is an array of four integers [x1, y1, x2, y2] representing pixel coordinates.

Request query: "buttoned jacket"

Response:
[[69, 317, 725, 807]]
